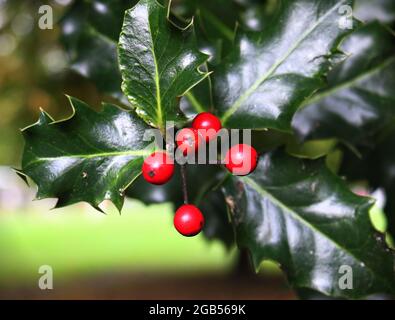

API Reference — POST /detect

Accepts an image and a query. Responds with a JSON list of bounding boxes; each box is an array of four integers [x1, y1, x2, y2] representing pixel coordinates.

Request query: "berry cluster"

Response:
[[142, 112, 258, 237]]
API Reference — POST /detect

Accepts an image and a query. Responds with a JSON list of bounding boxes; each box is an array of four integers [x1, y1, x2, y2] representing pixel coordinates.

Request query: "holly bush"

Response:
[[17, 0, 395, 299]]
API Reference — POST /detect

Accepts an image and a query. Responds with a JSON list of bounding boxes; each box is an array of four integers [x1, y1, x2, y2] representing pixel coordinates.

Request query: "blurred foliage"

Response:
[[0, 0, 106, 166]]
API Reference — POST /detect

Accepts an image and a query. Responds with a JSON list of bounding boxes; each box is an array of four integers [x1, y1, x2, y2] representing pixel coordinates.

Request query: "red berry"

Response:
[[224, 144, 258, 176], [192, 112, 222, 142], [174, 204, 204, 237], [176, 128, 202, 155], [142, 151, 174, 185]]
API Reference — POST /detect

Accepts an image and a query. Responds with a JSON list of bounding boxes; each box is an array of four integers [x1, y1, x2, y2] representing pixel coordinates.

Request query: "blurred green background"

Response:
[[0, 0, 292, 299]]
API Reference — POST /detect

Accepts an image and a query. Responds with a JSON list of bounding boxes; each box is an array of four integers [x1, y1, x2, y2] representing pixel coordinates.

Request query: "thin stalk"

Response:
[[180, 164, 189, 204]]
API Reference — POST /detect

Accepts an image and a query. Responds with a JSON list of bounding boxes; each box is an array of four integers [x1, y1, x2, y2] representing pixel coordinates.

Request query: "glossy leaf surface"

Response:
[[222, 150, 395, 298], [340, 130, 395, 239], [118, 0, 210, 130], [60, 0, 135, 101], [292, 22, 395, 143], [213, 0, 354, 131], [21, 97, 151, 212]]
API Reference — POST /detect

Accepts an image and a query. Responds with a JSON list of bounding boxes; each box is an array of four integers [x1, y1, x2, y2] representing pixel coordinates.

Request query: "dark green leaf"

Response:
[[60, 0, 136, 101], [20, 97, 152, 212], [285, 138, 337, 159], [173, 0, 238, 46], [292, 22, 395, 143], [178, 11, 226, 119], [198, 188, 234, 247], [222, 150, 395, 298], [251, 129, 291, 154], [126, 165, 184, 206], [178, 10, 226, 119], [118, 0, 210, 130], [172, 0, 243, 118], [180, 79, 213, 119], [213, 0, 355, 131], [340, 129, 395, 239]]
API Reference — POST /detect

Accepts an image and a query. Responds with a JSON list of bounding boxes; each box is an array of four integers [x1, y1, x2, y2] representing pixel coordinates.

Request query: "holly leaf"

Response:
[[292, 22, 395, 143], [178, 0, 273, 119], [198, 189, 234, 247], [20, 97, 152, 212], [126, 165, 184, 206], [118, 0, 210, 130], [213, 0, 355, 131], [179, 12, 225, 119], [170, 0, 242, 118], [174, 0, 238, 46], [339, 129, 395, 240], [285, 138, 337, 160], [373, 132, 395, 240], [222, 150, 395, 298], [178, 9, 227, 120], [60, 0, 136, 101]]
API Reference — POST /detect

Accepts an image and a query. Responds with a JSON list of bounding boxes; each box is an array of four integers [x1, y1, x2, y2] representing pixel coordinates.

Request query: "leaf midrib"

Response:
[[147, 13, 164, 130], [300, 56, 395, 108], [241, 175, 388, 286], [220, 0, 346, 124], [25, 150, 151, 168]]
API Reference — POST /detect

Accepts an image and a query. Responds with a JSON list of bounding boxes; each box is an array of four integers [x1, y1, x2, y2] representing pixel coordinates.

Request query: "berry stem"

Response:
[[180, 164, 189, 204]]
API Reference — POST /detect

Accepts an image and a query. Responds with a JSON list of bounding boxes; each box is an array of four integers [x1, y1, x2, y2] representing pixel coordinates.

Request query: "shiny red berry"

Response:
[[142, 151, 174, 185], [224, 144, 258, 176], [174, 204, 204, 237], [192, 112, 222, 142], [176, 128, 202, 155]]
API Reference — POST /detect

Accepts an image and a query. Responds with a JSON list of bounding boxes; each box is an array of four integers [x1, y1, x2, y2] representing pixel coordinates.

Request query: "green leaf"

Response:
[[292, 22, 395, 143], [285, 138, 337, 159], [179, 1, 276, 119], [340, 128, 395, 239], [172, 0, 238, 45], [213, 0, 355, 131], [60, 0, 136, 101], [222, 150, 395, 298], [198, 188, 234, 247], [20, 97, 152, 212], [178, 10, 228, 119], [179, 11, 225, 119], [118, 0, 210, 130], [126, 167, 183, 206], [172, 0, 247, 118]]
